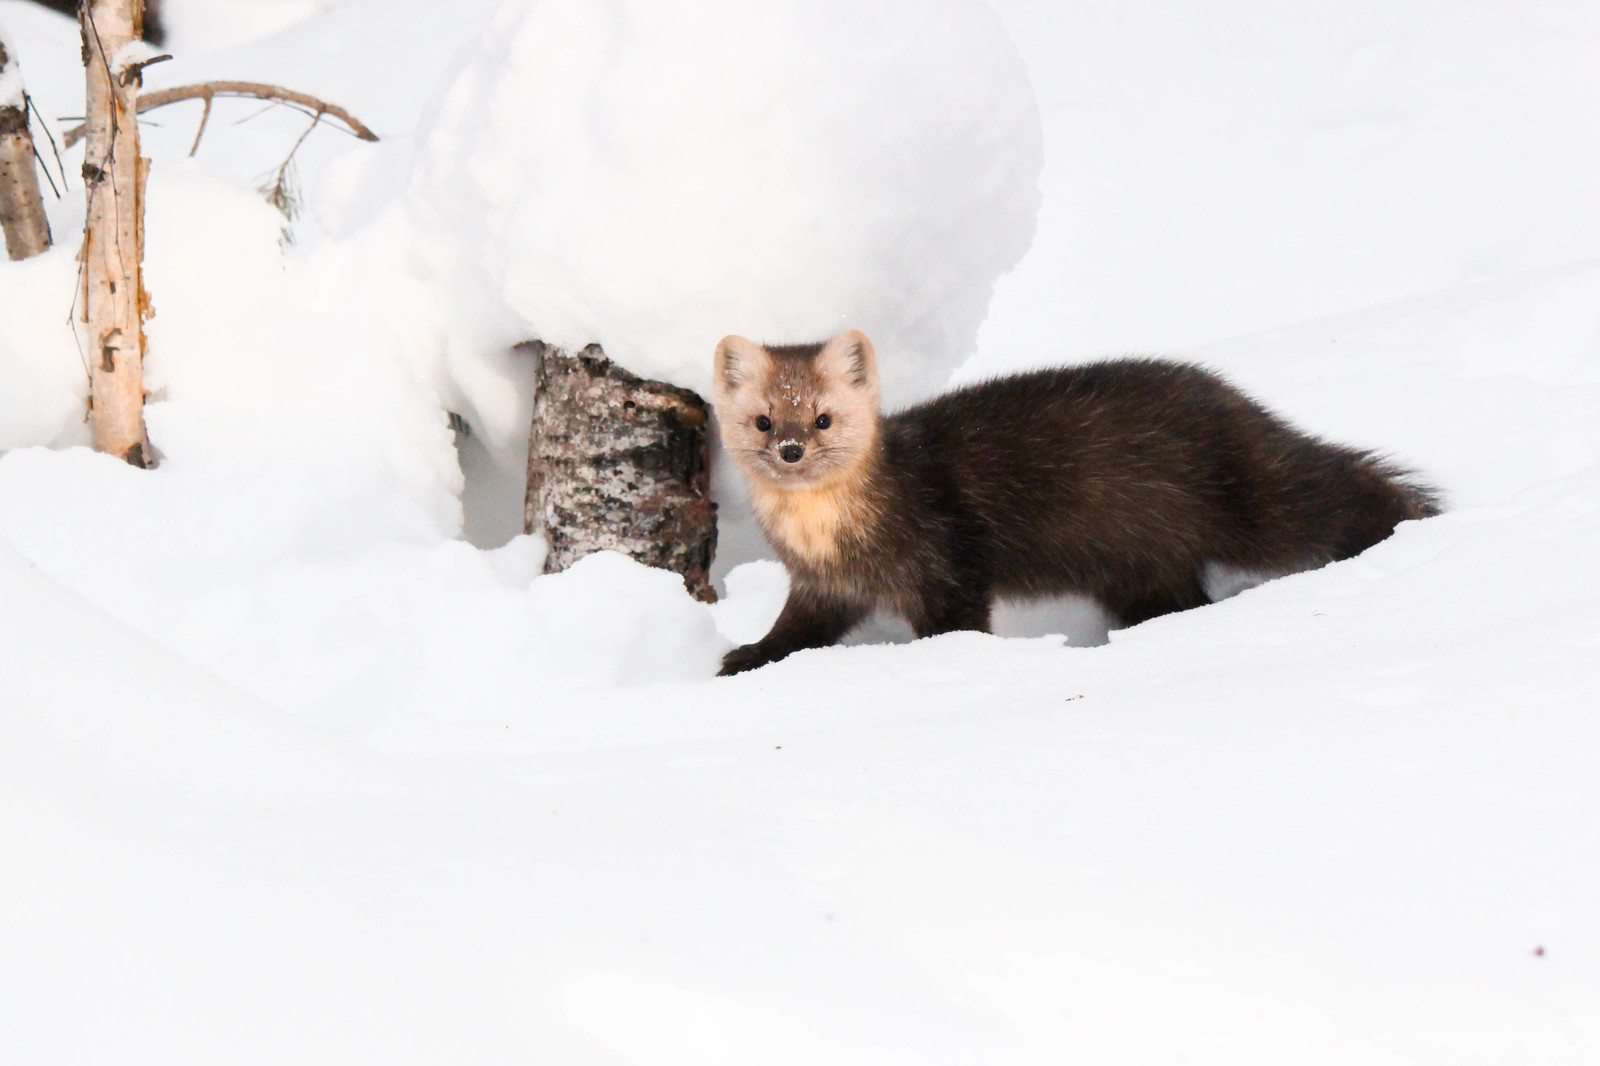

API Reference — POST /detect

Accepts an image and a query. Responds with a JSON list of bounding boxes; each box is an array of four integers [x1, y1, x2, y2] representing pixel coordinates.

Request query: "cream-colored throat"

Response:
[[749, 477, 873, 565]]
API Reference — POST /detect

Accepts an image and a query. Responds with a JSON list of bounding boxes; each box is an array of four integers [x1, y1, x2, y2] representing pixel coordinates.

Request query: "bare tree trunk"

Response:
[[0, 24, 52, 260], [80, 0, 152, 467], [523, 341, 718, 602]]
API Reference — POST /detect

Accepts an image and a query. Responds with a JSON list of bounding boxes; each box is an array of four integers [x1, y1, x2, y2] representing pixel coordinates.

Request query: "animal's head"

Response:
[[712, 330, 881, 488]]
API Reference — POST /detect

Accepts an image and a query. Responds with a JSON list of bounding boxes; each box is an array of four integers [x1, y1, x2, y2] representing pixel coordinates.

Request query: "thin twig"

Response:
[[62, 80, 381, 148], [67, 240, 91, 385], [250, 99, 350, 129], [188, 91, 212, 156], [277, 112, 322, 182], [257, 112, 321, 241], [28, 139, 61, 197], [81, 3, 128, 276], [231, 99, 282, 127], [25, 91, 68, 194]]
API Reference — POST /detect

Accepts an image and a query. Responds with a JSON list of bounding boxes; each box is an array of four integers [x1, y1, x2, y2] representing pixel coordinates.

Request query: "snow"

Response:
[[0, 16, 24, 108], [2, 0, 1600, 1062], [405, 0, 1041, 407], [0, 244, 84, 450], [110, 39, 171, 78], [969, 0, 1600, 367], [155, 0, 335, 54]]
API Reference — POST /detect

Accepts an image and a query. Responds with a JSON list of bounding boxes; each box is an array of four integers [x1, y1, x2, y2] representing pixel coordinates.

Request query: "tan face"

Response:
[[712, 330, 881, 488]]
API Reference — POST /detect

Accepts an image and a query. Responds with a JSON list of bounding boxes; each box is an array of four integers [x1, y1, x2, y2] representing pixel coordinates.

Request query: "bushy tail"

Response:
[[1316, 453, 1443, 563], [1372, 458, 1443, 521]]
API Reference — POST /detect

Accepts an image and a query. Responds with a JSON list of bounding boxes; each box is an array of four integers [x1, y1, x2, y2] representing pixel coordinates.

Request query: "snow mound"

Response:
[[140, 163, 465, 553], [0, 441, 727, 734], [406, 0, 1042, 407], [0, 163, 733, 724], [0, 245, 86, 451]]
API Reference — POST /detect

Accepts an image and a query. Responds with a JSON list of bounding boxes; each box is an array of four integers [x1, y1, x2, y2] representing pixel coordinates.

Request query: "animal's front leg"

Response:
[[719, 587, 866, 676]]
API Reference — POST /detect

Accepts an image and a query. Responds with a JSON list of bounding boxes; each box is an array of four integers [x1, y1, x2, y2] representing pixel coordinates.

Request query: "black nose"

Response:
[[779, 444, 804, 464]]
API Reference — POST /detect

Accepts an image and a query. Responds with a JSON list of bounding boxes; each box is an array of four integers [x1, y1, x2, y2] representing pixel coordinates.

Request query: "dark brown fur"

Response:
[[713, 332, 1440, 675]]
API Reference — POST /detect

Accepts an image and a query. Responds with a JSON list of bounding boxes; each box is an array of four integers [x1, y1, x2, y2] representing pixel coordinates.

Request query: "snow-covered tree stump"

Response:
[[0, 26, 52, 260], [522, 341, 717, 602]]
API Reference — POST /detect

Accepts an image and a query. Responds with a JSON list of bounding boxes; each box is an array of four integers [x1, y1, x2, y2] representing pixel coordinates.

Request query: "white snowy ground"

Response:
[[3, 1, 1600, 1063]]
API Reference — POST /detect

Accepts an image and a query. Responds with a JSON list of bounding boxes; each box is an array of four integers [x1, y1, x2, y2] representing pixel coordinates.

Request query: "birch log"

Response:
[[0, 24, 52, 260], [80, 0, 152, 467], [523, 341, 718, 602]]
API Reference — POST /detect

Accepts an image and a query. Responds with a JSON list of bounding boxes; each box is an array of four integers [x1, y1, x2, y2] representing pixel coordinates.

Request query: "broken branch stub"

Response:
[[523, 341, 718, 602]]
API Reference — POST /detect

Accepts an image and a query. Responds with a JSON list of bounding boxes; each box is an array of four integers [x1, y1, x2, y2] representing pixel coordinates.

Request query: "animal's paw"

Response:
[[718, 643, 777, 676]]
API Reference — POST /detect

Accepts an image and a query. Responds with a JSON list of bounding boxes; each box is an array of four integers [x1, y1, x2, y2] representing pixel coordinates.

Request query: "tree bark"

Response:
[[0, 26, 52, 260], [80, 0, 152, 467], [523, 341, 718, 602]]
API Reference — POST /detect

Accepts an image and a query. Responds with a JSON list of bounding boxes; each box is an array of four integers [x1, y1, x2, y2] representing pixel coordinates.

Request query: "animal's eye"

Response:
[[814, 414, 831, 430], [755, 415, 772, 432]]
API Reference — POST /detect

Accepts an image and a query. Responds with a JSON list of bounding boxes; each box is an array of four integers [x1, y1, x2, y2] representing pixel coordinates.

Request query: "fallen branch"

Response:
[[62, 80, 379, 149]]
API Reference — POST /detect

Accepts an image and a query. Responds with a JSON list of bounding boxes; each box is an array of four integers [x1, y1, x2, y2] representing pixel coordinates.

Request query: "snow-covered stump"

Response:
[[522, 341, 717, 602], [0, 25, 51, 260]]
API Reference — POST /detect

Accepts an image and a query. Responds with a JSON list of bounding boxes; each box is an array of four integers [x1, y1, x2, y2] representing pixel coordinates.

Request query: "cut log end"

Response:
[[522, 341, 718, 603]]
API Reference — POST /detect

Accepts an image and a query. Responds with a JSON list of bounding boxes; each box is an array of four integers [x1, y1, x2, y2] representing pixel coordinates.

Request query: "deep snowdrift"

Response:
[[407, 0, 1041, 408]]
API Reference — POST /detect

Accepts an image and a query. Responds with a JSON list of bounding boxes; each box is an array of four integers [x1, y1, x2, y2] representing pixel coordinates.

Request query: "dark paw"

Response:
[[718, 643, 779, 676]]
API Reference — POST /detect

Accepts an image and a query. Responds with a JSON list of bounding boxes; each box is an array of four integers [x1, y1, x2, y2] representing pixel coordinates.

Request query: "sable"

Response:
[[712, 331, 1439, 676]]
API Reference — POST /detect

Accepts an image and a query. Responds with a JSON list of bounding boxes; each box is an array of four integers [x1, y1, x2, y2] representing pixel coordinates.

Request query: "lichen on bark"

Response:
[[523, 341, 717, 602]]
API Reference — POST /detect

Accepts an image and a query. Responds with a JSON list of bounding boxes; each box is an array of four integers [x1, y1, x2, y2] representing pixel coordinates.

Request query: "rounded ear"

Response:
[[713, 335, 767, 402], [818, 330, 879, 395]]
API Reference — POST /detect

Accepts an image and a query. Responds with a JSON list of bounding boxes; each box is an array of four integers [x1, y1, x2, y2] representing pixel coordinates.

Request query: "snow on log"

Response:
[[523, 341, 717, 603], [0, 21, 52, 260]]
